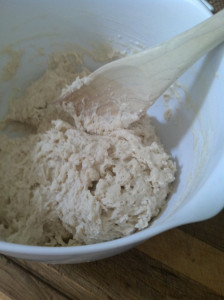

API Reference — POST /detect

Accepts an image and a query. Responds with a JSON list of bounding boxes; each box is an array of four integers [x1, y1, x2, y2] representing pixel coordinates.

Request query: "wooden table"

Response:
[[0, 210, 224, 299], [1, 1, 224, 299]]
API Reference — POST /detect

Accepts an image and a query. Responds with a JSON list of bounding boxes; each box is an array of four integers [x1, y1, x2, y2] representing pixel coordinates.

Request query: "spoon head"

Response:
[[57, 59, 151, 133]]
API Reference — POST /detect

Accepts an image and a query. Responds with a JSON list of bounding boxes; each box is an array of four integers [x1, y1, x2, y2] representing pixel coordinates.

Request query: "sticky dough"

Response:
[[0, 52, 176, 246]]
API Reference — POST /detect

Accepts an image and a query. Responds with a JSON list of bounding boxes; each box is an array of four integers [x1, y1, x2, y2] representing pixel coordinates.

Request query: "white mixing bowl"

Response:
[[0, 0, 223, 263]]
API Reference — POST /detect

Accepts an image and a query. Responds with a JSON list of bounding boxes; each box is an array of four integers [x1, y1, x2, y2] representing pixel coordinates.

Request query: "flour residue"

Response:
[[1, 46, 24, 81]]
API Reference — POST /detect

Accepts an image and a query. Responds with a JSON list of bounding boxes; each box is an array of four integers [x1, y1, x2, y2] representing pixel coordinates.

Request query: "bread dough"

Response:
[[0, 52, 176, 246]]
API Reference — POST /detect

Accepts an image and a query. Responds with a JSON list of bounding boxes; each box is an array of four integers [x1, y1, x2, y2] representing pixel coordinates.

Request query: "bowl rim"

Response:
[[1, 153, 223, 257], [1, 0, 223, 259]]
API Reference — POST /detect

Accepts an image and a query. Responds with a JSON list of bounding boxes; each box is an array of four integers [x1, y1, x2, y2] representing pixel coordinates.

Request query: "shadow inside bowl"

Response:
[[150, 49, 222, 153]]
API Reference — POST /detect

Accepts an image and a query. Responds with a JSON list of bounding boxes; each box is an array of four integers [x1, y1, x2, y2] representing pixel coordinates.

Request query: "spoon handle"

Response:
[[131, 9, 224, 106], [59, 10, 224, 126]]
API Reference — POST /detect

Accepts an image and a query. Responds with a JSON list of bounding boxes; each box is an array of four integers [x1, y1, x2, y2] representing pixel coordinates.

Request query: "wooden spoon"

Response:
[[59, 9, 224, 130]]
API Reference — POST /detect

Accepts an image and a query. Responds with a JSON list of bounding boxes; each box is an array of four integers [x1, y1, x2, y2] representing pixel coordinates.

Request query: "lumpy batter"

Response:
[[0, 52, 176, 246]]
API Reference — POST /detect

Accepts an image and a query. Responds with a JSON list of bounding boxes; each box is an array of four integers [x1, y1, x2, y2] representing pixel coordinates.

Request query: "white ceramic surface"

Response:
[[0, 0, 223, 264]]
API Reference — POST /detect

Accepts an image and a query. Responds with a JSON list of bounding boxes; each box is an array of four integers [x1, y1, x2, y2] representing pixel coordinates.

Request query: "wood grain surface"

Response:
[[0, 1, 224, 299], [0, 210, 223, 300]]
